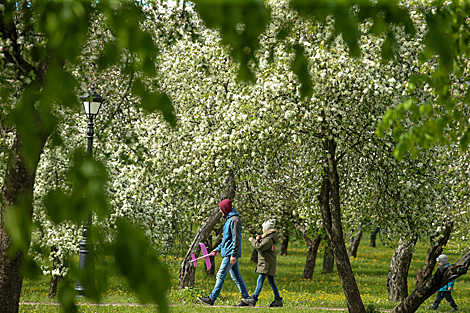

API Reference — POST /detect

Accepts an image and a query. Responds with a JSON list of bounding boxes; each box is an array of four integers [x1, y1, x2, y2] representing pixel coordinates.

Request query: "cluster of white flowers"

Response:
[[23, 0, 470, 279]]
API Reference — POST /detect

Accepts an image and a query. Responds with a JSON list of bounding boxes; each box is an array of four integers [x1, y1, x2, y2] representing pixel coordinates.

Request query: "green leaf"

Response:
[[113, 221, 170, 312], [57, 279, 78, 313], [460, 128, 470, 151], [4, 198, 33, 255], [293, 45, 312, 99], [98, 41, 121, 71], [132, 80, 176, 127], [193, 0, 271, 82], [21, 255, 41, 279], [381, 32, 396, 61], [44, 189, 80, 224]]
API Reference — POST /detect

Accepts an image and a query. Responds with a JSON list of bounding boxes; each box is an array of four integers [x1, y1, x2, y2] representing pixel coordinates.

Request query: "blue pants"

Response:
[[252, 273, 281, 300], [432, 291, 457, 309], [209, 257, 249, 301]]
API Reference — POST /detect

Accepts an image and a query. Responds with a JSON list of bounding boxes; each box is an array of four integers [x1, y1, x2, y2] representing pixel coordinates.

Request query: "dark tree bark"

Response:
[[319, 137, 366, 313], [302, 233, 322, 280], [370, 227, 380, 248], [392, 250, 470, 313], [322, 236, 334, 273], [48, 246, 61, 298], [0, 132, 50, 312], [290, 214, 323, 280], [278, 229, 289, 256], [348, 223, 362, 258], [0, 2, 57, 310], [178, 170, 236, 290], [0, 4, 52, 312], [415, 221, 453, 289], [387, 237, 417, 302]]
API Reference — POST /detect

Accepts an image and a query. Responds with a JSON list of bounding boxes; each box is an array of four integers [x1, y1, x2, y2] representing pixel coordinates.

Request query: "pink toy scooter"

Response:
[[191, 243, 216, 270]]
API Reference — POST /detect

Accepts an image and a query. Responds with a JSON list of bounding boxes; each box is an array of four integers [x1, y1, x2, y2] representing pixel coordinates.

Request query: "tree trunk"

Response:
[[392, 250, 470, 313], [370, 227, 380, 248], [177, 170, 236, 290], [302, 233, 322, 279], [319, 137, 365, 313], [48, 246, 61, 298], [415, 221, 453, 289], [278, 229, 289, 256], [1, 131, 50, 312], [387, 237, 417, 302], [322, 236, 334, 273], [348, 223, 362, 258], [0, 10, 51, 311], [290, 214, 322, 280]]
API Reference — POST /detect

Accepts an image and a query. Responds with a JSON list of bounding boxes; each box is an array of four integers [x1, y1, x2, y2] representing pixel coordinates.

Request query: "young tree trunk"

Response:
[[48, 246, 60, 298], [1, 131, 50, 312], [302, 233, 322, 279], [322, 236, 334, 273], [177, 170, 236, 290], [370, 227, 380, 248], [291, 214, 322, 280], [392, 250, 470, 313], [319, 137, 366, 313], [387, 237, 417, 302], [415, 221, 453, 289], [348, 223, 362, 258], [278, 229, 289, 256]]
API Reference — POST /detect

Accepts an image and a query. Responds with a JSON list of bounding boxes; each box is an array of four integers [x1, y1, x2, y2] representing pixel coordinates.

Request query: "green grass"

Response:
[[19, 234, 470, 312]]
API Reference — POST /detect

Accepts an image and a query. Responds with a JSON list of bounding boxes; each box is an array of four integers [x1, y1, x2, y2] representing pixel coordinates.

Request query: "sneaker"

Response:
[[241, 297, 257, 307], [197, 296, 214, 306], [234, 301, 249, 306], [269, 297, 283, 307], [450, 308, 458, 312]]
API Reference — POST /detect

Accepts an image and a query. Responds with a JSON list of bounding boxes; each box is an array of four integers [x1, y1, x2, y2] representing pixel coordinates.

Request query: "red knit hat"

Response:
[[218, 199, 233, 215]]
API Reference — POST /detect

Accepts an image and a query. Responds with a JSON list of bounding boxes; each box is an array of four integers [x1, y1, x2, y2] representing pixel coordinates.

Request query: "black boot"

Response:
[[242, 296, 257, 307], [197, 296, 214, 306], [269, 297, 283, 307]]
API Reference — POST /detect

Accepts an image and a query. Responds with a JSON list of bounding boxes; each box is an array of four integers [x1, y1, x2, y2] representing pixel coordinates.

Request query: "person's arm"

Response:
[[448, 280, 455, 290], [231, 217, 241, 258], [250, 236, 273, 252]]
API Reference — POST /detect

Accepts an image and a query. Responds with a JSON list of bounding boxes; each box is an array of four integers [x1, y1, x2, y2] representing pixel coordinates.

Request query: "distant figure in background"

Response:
[[243, 219, 283, 307], [429, 254, 458, 311], [197, 199, 254, 307]]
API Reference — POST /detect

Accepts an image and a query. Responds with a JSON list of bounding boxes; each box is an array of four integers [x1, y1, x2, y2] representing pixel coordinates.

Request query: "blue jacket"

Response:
[[215, 208, 242, 258], [438, 263, 455, 292]]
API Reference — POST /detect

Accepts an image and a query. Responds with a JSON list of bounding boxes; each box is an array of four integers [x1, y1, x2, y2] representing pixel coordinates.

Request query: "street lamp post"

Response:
[[75, 87, 104, 296]]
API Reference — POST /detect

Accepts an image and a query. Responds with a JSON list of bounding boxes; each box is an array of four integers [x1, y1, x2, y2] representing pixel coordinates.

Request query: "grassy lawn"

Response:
[[19, 234, 470, 312]]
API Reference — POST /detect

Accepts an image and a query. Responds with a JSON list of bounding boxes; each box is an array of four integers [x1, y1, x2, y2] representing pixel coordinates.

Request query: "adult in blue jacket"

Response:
[[197, 199, 254, 307]]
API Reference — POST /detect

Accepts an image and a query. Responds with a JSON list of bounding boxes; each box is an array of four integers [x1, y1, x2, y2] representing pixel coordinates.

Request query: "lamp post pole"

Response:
[[75, 87, 104, 296]]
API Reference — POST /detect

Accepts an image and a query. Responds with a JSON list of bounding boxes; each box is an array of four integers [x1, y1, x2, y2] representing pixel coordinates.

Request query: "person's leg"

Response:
[[209, 257, 233, 302], [443, 291, 458, 310], [267, 275, 283, 307], [432, 291, 444, 309], [229, 259, 250, 298], [252, 274, 267, 300], [267, 275, 281, 299]]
